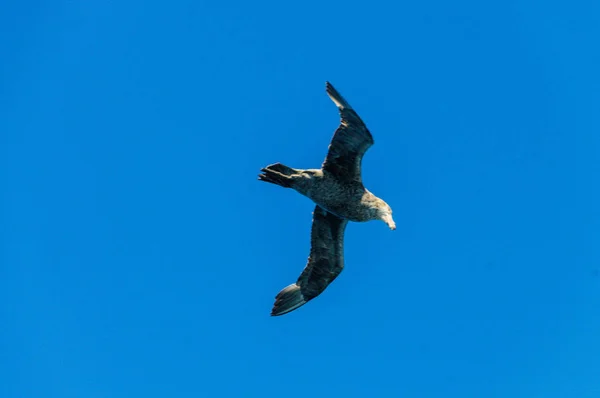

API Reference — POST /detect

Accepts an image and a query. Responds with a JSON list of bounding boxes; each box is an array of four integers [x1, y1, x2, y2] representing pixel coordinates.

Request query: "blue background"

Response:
[[1, 1, 599, 397]]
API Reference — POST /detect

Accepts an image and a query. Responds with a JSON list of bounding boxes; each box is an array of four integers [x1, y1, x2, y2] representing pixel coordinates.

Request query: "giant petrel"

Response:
[[259, 82, 396, 316]]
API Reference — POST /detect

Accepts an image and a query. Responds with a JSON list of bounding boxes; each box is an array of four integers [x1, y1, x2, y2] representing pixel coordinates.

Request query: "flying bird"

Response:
[[259, 82, 396, 316]]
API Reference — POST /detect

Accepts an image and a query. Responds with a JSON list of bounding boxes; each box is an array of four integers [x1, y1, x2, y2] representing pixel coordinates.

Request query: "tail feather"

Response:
[[258, 163, 296, 188], [271, 283, 307, 316], [266, 162, 297, 175], [325, 81, 353, 110]]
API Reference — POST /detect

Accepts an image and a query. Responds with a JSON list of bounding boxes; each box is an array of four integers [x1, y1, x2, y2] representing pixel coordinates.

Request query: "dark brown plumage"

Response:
[[259, 82, 395, 316], [322, 82, 374, 184], [271, 206, 347, 316]]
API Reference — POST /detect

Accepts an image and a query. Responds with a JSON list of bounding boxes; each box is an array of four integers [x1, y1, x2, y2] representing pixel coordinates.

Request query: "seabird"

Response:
[[259, 82, 396, 316]]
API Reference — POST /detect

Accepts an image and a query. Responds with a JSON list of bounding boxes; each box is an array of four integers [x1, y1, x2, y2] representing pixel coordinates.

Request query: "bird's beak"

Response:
[[381, 213, 396, 230]]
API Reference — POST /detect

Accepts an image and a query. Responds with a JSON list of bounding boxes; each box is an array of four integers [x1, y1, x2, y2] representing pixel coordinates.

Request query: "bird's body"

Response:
[[268, 166, 381, 222], [258, 82, 396, 316]]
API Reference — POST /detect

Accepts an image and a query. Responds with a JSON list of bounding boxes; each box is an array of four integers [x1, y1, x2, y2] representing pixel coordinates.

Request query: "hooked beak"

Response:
[[381, 213, 396, 230]]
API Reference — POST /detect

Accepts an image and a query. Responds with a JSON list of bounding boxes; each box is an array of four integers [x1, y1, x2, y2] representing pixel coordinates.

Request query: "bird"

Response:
[[258, 82, 396, 316]]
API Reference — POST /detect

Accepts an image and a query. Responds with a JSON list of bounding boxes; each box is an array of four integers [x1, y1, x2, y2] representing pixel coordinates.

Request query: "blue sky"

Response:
[[1, 0, 599, 397]]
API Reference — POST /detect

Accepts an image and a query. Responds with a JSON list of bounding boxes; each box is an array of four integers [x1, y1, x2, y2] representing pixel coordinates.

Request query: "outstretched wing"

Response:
[[321, 82, 374, 183], [271, 205, 348, 316]]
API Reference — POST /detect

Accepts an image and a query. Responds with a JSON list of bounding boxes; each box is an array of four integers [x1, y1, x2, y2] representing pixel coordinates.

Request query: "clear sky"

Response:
[[1, 1, 599, 397]]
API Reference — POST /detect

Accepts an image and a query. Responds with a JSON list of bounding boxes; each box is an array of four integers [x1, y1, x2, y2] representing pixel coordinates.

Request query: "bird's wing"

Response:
[[271, 205, 348, 316], [321, 82, 374, 183]]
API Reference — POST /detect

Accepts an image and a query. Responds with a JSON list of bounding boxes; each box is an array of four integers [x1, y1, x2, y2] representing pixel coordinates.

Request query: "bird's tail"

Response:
[[326, 81, 353, 110], [258, 163, 299, 189], [271, 283, 307, 316]]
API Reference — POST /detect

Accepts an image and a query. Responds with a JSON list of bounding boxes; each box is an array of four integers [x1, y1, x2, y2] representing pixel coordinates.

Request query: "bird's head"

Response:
[[372, 200, 396, 230]]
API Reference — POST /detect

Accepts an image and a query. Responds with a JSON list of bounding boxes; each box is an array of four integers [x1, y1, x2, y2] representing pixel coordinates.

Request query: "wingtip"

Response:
[[270, 283, 307, 316], [325, 81, 351, 110], [325, 81, 335, 95]]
